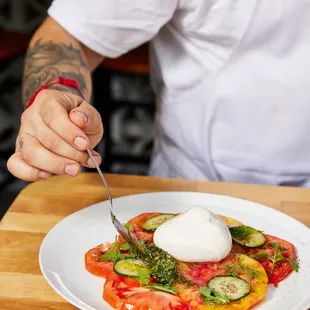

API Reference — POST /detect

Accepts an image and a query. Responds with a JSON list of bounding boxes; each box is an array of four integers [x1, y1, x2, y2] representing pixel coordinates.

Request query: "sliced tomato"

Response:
[[118, 212, 162, 244], [85, 243, 144, 286], [177, 254, 235, 286], [177, 254, 268, 310], [85, 243, 115, 279], [246, 234, 296, 286], [103, 278, 193, 310]]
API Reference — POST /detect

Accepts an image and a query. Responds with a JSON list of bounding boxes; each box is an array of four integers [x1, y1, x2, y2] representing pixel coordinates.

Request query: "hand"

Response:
[[7, 89, 104, 181]]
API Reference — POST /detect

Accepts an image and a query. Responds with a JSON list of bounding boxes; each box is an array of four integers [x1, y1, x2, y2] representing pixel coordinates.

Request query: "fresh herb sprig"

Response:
[[250, 242, 299, 276], [199, 287, 229, 306], [136, 269, 177, 294], [146, 284, 177, 294], [224, 262, 264, 280], [100, 236, 135, 262], [124, 223, 133, 232]]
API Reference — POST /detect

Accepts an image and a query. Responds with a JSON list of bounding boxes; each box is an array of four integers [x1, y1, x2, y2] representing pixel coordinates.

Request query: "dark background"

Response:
[[0, 0, 156, 218]]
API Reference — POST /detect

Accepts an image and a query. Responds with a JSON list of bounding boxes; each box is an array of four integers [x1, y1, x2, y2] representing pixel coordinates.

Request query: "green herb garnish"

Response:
[[250, 242, 299, 276], [100, 237, 123, 262], [146, 284, 177, 294], [266, 242, 287, 252], [224, 261, 264, 280], [249, 250, 269, 260], [142, 244, 178, 286], [100, 237, 136, 261], [239, 263, 264, 279], [199, 287, 229, 306], [224, 264, 239, 278], [119, 242, 131, 251], [136, 267, 177, 294], [136, 269, 151, 286], [102, 234, 179, 292], [124, 223, 133, 232]]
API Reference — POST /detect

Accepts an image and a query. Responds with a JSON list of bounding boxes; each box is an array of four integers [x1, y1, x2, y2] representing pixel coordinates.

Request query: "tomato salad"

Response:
[[85, 212, 298, 309]]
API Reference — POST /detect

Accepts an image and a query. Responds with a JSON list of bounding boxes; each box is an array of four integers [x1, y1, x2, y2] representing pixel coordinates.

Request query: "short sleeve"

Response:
[[48, 0, 178, 58]]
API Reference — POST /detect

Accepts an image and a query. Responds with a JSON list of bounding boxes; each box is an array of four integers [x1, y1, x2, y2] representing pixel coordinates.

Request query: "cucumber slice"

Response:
[[208, 276, 251, 301], [141, 214, 176, 232], [113, 259, 148, 277], [229, 225, 266, 248]]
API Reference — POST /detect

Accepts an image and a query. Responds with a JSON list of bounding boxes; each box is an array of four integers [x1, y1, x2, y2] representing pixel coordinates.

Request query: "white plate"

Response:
[[39, 191, 310, 310]]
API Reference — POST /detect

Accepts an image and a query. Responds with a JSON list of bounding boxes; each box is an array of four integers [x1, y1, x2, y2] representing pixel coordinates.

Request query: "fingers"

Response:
[[18, 133, 81, 176], [9, 90, 104, 183], [7, 152, 51, 182], [27, 89, 103, 151], [69, 101, 104, 149], [37, 102, 91, 151], [31, 119, 101, 167]]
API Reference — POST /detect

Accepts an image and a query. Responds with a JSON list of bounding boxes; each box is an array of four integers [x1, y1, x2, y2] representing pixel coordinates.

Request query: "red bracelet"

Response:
[[26, 77, 84, 108]]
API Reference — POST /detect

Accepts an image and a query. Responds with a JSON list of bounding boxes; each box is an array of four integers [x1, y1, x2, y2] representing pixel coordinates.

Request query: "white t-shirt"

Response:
[[48, 0, 310, 187]]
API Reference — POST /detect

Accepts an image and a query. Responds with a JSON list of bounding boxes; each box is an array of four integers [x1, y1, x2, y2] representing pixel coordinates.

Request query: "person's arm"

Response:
[[8, 0, 178, 182], [7, 17, 104, 181], [22, 16, 103, 106]]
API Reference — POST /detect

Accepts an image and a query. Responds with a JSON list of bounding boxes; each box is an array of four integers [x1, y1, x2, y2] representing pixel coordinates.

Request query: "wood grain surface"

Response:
[[1, 173, 310, 309]]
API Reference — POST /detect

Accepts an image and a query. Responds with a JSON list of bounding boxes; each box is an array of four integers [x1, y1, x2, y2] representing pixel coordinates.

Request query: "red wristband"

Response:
[[26, 77, 84, 108]]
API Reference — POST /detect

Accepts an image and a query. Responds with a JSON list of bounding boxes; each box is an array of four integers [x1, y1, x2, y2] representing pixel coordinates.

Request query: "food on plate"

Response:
[[176, 254, 267, 309], [85, 207, 299, 309], [229, 226, 266, 248], [153, 207, 232, 262]]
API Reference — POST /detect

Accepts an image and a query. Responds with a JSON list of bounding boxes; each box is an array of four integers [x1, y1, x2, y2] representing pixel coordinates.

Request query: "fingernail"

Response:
[[73, 111, 88, 123], [87, 154, 101, 168], [65, 164, 79, 176], [74, 137, 88, 150], [39, 171, 51, 179]]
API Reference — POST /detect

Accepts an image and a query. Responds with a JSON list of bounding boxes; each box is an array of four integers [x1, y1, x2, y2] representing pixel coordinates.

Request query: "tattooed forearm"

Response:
[[22, 39, 90, 106]]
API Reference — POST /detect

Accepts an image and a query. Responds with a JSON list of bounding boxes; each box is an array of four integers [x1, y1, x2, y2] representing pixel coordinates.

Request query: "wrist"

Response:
[[25, 77, 84, 109], [47, 84, 84, 98]]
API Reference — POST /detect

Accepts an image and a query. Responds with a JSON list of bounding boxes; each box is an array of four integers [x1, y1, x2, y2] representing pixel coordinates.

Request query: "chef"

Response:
[[7, 0, 310, 187]]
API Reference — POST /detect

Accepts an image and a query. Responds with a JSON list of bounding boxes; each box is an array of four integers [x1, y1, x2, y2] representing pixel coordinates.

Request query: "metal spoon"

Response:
[[87, 149, 146, 254]]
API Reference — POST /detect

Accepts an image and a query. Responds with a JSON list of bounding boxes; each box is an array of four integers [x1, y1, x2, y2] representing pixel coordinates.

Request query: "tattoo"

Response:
[[19, 138, 24, 149], [23, 39, 88, 106]]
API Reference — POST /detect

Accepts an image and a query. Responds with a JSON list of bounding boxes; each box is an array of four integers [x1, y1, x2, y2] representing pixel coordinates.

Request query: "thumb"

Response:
[[69, 101, 104, 149]]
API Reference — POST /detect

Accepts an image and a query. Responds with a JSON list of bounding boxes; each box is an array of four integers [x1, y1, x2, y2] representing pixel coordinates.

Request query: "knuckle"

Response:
[[41, 106, 56, 126], [71, 149, 87, 163], [20, 110, 30, 124], [82, 104, 99, 120], [43, 133, 61, 153], [20, 144, 34, 165], [58, 92, 75, 110]]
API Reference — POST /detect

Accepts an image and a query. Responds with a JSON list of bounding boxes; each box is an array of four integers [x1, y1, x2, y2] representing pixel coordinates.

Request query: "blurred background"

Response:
[[0, 0, 156, 218]]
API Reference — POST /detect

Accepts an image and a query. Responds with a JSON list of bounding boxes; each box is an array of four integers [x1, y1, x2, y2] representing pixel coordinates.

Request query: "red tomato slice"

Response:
[[177, 253, 250, 286], [85, 243, 115, 279], [103, 278, 193, 310], [85, 244, 150, 286], [246, 234, 296, 286]]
